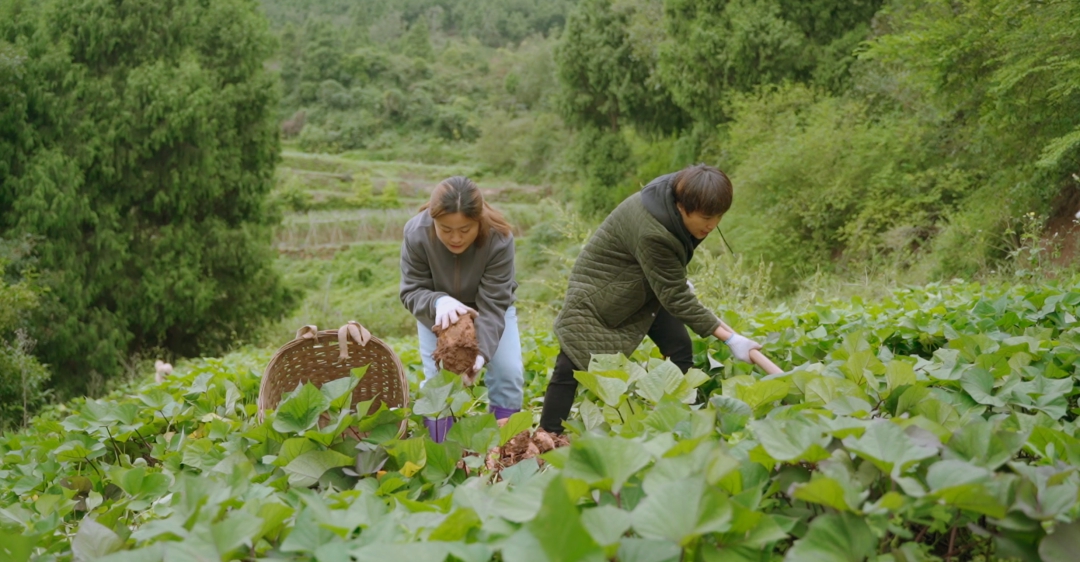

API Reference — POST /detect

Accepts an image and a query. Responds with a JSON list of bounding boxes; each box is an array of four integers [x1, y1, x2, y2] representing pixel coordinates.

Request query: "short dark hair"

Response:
[[673, 164, 732, 216]]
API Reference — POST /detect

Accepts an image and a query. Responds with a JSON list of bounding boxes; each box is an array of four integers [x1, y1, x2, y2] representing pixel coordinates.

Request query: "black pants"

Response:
[[538, 307, 694, 433]]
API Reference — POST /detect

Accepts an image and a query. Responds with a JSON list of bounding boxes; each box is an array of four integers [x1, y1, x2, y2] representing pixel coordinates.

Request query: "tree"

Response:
[[556, 0, 687, 134], [0, 0, 294, 395], [0, 239, 51, 431], [658, 0, 884, 124], [555, 0, 689, 215], [775, 0, 881, 46], [658, 0, 809, 124], [401, 18, 435, 60], [864, 0, 1080, 273]]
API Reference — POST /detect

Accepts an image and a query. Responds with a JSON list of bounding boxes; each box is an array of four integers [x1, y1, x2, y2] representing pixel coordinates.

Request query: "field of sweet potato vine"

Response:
[[3, 279, 1080, 561]]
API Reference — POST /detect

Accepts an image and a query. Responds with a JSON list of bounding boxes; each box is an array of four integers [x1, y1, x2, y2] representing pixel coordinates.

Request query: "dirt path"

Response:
[[1047, 184, 1080, 266]]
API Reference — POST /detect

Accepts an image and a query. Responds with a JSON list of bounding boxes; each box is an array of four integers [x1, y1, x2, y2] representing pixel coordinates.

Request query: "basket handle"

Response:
[[338, 320, 372, 361], [296, 324, 320, 345]]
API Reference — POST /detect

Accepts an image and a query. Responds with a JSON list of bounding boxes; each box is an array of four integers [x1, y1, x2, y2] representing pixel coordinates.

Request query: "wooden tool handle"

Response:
[[750, 349, 784, 375]]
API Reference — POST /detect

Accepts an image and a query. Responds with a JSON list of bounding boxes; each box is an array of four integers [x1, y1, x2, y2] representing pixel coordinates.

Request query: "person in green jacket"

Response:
[[538, 163, 762, 433]]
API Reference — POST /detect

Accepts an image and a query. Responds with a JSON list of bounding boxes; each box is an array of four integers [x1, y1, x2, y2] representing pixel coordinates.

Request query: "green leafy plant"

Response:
[[4, 277, 1080, 560]]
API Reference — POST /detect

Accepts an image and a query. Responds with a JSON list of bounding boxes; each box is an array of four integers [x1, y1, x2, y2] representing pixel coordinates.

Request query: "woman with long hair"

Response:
[[400, 176, 524, 442]]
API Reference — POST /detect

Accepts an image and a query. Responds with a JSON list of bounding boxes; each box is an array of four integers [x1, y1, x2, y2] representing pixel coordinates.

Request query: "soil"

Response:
[[1043, 179, 1080, 266], [485, 428, 570, 474], [433, 314, 480, 377], [1046, 208, 1080, 267]]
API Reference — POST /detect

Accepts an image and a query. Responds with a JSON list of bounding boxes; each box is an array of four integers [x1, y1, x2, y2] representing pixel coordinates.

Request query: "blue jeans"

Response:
[[418, 305, 524, 410]]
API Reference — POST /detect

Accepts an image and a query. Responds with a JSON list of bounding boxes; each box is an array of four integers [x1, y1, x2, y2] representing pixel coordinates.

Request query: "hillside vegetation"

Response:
[[263, 0, 1080, 286]]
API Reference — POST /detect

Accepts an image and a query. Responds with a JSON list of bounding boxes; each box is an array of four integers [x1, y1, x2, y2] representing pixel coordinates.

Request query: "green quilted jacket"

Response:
[[554, 191, 722, 370]]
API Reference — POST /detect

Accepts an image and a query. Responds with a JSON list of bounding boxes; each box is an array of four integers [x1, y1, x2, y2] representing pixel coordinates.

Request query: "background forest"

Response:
[[2, 0, 1080, 423]]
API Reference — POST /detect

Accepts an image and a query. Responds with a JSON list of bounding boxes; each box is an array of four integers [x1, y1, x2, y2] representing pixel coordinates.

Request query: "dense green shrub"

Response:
[[658, 0, 884, 124], [571, 127, 634, 217], [0, 0, 295, 396], [722, 83, 972, 289], [554, 0, 689, 136], [0, 331, 50, 434], [266, 0, 572, 157], [0, 250, 50, 432], [541, 0, 1080, 288], [476, 110, 571, 183], [863, 0, 1080, 277], [262, 0, 579, 48]]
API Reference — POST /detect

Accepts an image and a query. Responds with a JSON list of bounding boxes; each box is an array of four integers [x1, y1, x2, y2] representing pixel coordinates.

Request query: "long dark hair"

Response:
[[419, 176, 513, 247]]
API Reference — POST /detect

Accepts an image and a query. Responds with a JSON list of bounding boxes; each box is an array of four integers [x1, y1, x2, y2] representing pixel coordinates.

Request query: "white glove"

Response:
[[463, 355, 485, 386], [725, 333, 762, 363], [434, 296, 477, 330]]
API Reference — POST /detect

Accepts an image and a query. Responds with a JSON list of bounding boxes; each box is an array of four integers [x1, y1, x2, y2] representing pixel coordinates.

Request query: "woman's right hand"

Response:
[[725, 333, 762, 363], [434, 296, 478, 330]]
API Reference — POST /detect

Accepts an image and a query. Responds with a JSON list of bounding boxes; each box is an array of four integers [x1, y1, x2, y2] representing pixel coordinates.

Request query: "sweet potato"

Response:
[[432, 314, 480, 382]]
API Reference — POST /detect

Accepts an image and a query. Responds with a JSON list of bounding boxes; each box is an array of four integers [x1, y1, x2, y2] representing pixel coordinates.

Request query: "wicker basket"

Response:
[[259, 321, 408, 439]]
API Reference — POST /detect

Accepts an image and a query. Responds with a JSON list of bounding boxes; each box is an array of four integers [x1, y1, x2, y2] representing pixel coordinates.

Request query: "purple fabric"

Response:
[[423, 417, 454, 443], [490, 406, 520, 421]]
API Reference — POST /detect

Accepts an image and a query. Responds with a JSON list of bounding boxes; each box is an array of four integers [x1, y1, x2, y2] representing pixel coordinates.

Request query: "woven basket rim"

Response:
[[258, 326, 409, 438]]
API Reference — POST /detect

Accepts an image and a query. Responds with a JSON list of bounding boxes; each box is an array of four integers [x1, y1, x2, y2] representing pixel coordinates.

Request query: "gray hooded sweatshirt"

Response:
[[399, 212, 517, 361]]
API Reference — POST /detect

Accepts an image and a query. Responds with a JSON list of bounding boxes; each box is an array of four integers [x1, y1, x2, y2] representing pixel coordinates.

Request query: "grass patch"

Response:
[[272, 242, 415, 343]]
